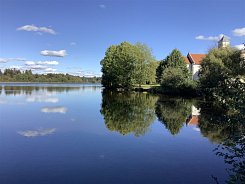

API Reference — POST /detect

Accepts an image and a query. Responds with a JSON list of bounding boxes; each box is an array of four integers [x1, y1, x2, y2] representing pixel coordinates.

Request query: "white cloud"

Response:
[[18, 128, 56, 137], [25, 61, 59, 66], [45, 68, 57, 72], [40, 50, 67, 57], [9, 65, 23, 70], [25, 61, 35, 65], [37, 61, 59, 65], [99, 4, 106, 8], [0, 58, 26, 63], [76, 70, 102, 77], [28, 65, 47, 70], [232, 27, 245, 36], [17, 25, 56, 35], [70, 42, 76, 46], [234, 44, 245, 50], [195, 34, 227, 41], [41, 106, 67, 113]]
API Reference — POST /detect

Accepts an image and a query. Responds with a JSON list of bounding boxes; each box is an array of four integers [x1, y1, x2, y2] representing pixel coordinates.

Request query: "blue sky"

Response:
[[0, 0, 244, 77]]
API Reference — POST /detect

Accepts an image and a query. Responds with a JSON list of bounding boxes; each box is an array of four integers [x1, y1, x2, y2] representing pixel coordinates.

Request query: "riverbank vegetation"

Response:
[[0, 69, 101, 83], [155, 49, 197, 95], [101, 42, 245, 102]]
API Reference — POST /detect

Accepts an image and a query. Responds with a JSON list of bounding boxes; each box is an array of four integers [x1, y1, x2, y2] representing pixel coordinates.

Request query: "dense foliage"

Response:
[[199, 47, 245, 97], [156, 49, 196, 95], [100, 42, 157, 89], [0, 69, 101, 83]]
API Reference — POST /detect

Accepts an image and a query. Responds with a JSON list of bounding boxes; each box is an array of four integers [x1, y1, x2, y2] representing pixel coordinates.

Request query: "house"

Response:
[[184, 36, 230, 80], [184, 53, 206, 80]]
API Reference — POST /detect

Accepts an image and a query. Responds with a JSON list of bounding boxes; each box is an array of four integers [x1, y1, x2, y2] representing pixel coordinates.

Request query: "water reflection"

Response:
[[2, 86, 79, 96], [41, 106, 67, 114], [1, 84, 244, 183], [198, 102, 245, 183], [0, 85, 101, 96], [26, 94, 59, 103], [100, 90, 158, 136], [100, 91, 245, 183], [155, 96, 198, 135], [18, 128, 56, 137]]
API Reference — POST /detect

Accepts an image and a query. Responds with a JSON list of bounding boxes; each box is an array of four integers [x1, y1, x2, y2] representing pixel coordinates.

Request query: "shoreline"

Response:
[[0, 82, 101, 84]]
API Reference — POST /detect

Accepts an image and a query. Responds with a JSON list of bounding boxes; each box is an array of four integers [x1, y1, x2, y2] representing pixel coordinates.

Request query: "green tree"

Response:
[[156, 59, 167, 83], [165, 49, 186, 67], [100, 42, 157, 89], [0, 68, 101, 83], [157, 49, 195, 95], [134, 43, 158, 86], [199, 47, 245, 97], [101, 42, 136, 89], [156, 49, 189, 84], [100, 90, 158, 136]]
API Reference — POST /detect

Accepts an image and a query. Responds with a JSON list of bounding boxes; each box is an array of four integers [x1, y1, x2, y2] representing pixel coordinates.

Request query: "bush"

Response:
[[160, 67, 197, 95]]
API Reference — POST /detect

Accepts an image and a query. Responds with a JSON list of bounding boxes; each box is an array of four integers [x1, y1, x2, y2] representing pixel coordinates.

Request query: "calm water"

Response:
[[0, 84, 244, 184]]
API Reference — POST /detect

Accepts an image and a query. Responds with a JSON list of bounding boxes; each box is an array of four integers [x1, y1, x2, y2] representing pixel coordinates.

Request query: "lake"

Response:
[[0, 84, 244, 184]]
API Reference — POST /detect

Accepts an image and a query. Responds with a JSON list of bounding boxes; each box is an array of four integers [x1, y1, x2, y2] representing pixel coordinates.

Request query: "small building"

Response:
[[184, 53, 206, 80], [184, 36, 231, 80], [218, 36, 230, 49]]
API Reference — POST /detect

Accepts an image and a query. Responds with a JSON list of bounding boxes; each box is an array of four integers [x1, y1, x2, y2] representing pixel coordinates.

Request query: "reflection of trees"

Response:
[[100, 90, 158, 136], [198, 102, 245, 183], [3, 86, 85, 95], [155, 96, 193, 135]]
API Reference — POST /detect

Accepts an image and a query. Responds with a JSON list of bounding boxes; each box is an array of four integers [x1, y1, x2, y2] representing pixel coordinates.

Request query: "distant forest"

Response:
[[0, 69, 101, 83]]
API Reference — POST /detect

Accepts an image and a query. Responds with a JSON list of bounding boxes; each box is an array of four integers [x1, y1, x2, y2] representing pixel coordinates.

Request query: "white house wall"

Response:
[[192, 64, 201, 80]]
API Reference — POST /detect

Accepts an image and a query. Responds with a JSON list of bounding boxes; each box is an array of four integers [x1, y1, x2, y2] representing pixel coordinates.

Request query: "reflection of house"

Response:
[[186, 105, 200, 126], [184, 36, 230, 80]]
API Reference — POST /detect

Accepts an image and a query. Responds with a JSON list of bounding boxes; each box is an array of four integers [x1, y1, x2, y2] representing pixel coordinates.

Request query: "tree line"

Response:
[[0, 69, 101, 83], [100, 42, 245, 101]]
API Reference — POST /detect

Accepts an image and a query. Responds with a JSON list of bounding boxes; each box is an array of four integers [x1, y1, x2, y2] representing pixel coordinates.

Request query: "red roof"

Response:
[[187, 115, 199, 126], [188, 53, 206, 65]]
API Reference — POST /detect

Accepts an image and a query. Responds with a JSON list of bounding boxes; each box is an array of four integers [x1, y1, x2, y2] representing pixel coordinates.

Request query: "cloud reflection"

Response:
[[41, 106, 67, 113], [18, 128, 56, 137], [26, 95, 59, 103]]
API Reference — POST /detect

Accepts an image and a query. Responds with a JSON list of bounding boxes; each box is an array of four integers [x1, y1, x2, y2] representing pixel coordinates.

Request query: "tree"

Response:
[[156, 59, 167, 83], [0, 68, 101, 83], [134, 43, 158, 86], [100, 42, 157, 89], [101, 42, 137, 89], [199, 47, 245, 97], [157, 49, 195, 94], [156, 49, 189, 84]]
